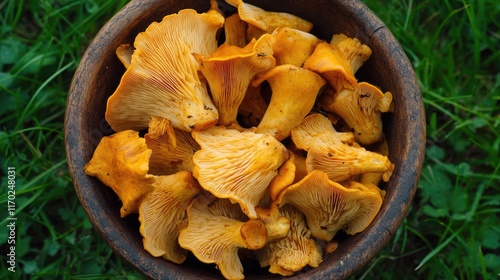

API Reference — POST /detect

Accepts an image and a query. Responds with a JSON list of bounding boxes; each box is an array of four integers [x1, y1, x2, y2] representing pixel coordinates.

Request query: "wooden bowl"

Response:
[[65, 0, 425, 279]]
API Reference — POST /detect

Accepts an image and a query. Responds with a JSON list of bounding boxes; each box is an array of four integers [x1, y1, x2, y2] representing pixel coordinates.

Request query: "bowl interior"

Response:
[[65, 0, 426, 279]]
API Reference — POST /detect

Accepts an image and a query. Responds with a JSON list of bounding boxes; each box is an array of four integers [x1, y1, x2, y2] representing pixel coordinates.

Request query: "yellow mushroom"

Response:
[[224, 13, 248, 47], [324, 81, 394, 145], [192, 126, 289, 219], [84, 130, 155, 217], [291, 113, 355, 151], [105, 9, 224, 132], [253, 64, 326, 141], [115, 43, 134, 69], [276, 170, 384, 241], [225, 0, 313, 41], [194, 34, 275, 127], [271, 27, 320, 66], [306, 131, 394, 183], [330, 33, 372, 75], [138, 171, 201, 264], [145, 117, 200, 176], [255, 204, 323, 276], [303, 42, 357, 92], [178, 193, 268, 280]]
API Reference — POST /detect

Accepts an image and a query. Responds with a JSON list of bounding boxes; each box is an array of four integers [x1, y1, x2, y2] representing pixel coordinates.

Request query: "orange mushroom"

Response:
[[276, 170, 384, 241], [138, 171, 201, 264], [178, 193, 268, 280], [252, 64, 326, 141], [84, 130, 155, 217], [194, 34, 275, 126], [105, 9, 224, 132], [192, 126, 289, 218]]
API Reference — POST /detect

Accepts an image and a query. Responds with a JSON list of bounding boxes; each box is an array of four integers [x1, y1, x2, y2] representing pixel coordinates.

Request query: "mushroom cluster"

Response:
[[84, 1, 395, 279]]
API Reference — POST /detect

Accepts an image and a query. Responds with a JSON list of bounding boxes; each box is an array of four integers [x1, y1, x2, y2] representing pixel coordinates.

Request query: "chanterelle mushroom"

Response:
[[105, 9, 224, 132], [178, 193, 267, 280], [322, 81, 393, 145], [252, 64, 326, 141], [116, 44, 134, 69], [291, 113, 354, 151], [138, 171, 201, 264], [330, 33, 372, 75], [225, 0, 313, 40], [84, 130, 155, 217], [276, 170, 384, 241], [271, 27, 320, 67], [255, 204, 323, 276], [192, 126, 289, 218], [194, 34, 275, 127], [145, 117, 200, 176], [306, 131, 395, 182], [303, 41, 358, 92]]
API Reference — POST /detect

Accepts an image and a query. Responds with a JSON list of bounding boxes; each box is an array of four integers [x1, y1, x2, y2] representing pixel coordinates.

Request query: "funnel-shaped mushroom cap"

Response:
[[106, 9, 224, 132], [224, 13, 248, 47], [330, 33, 372, 74], [303, 42, 357, 92], [116, 44, 134, 69], [84, 130, 155, 217], [271, 27, 320, 66], [192, 126, 289, 218], [179, 194, 267, 280], [326, 82, 394, 145], [256, 204, 323, 276], [145, 117, 200, 176], [306, 132, 395, 182], [226, 0, 313, 35], [253, 64, 326, 141], [276, 170, 384, 241], [194, 34, 276, 126], [138, 171, 201, 263], [291, 113, 354, 151]]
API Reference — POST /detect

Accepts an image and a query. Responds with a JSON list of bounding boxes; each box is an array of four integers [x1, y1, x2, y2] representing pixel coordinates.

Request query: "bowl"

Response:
[[65, 0, 426, 279]]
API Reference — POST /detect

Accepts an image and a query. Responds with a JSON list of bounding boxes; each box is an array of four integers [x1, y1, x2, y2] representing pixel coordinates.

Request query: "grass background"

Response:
[[0, 0, 498, 279]]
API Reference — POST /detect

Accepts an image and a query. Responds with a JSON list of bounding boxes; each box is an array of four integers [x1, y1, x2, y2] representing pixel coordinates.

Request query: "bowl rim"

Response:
[[65, 0, 426, 279]]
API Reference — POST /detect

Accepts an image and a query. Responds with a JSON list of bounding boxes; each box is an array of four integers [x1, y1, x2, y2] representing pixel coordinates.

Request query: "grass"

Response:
[[0, 0, 498, 279]]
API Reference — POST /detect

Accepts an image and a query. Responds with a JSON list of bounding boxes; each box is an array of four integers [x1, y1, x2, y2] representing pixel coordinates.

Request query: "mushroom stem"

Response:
[[253, 64, 326, 141]]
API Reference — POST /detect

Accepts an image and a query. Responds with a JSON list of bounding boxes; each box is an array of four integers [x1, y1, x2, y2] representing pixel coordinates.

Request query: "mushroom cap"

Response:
[[224, 13, 248, 47], [306, 132, 395, 182], [256, 204, 322, 276], [330, 33, 372, 74], [326, 82, 393, 145], [105, 9, 224, 132], [178, 193, 267, 280], [227, 0, 313, 34], [138, 171, 201, 263], [116, 43, 134, 69], [84, 130, 155, 217], [194, 34, 275, 126], [303, 41, 357, 92], [192, 126, 289, 218], [271, 27, 320, 67], [253, 64, 326, 141], [291, 113, 355, 151], [145, 117, 200, 176], [276, 170, 384, 241]]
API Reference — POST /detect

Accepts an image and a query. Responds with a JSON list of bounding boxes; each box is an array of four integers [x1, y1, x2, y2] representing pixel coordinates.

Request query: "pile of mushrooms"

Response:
[[84, 1, 395, 279]]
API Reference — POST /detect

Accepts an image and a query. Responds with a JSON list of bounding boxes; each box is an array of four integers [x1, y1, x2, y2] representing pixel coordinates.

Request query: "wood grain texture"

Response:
[[64, 0, 426, 279]]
